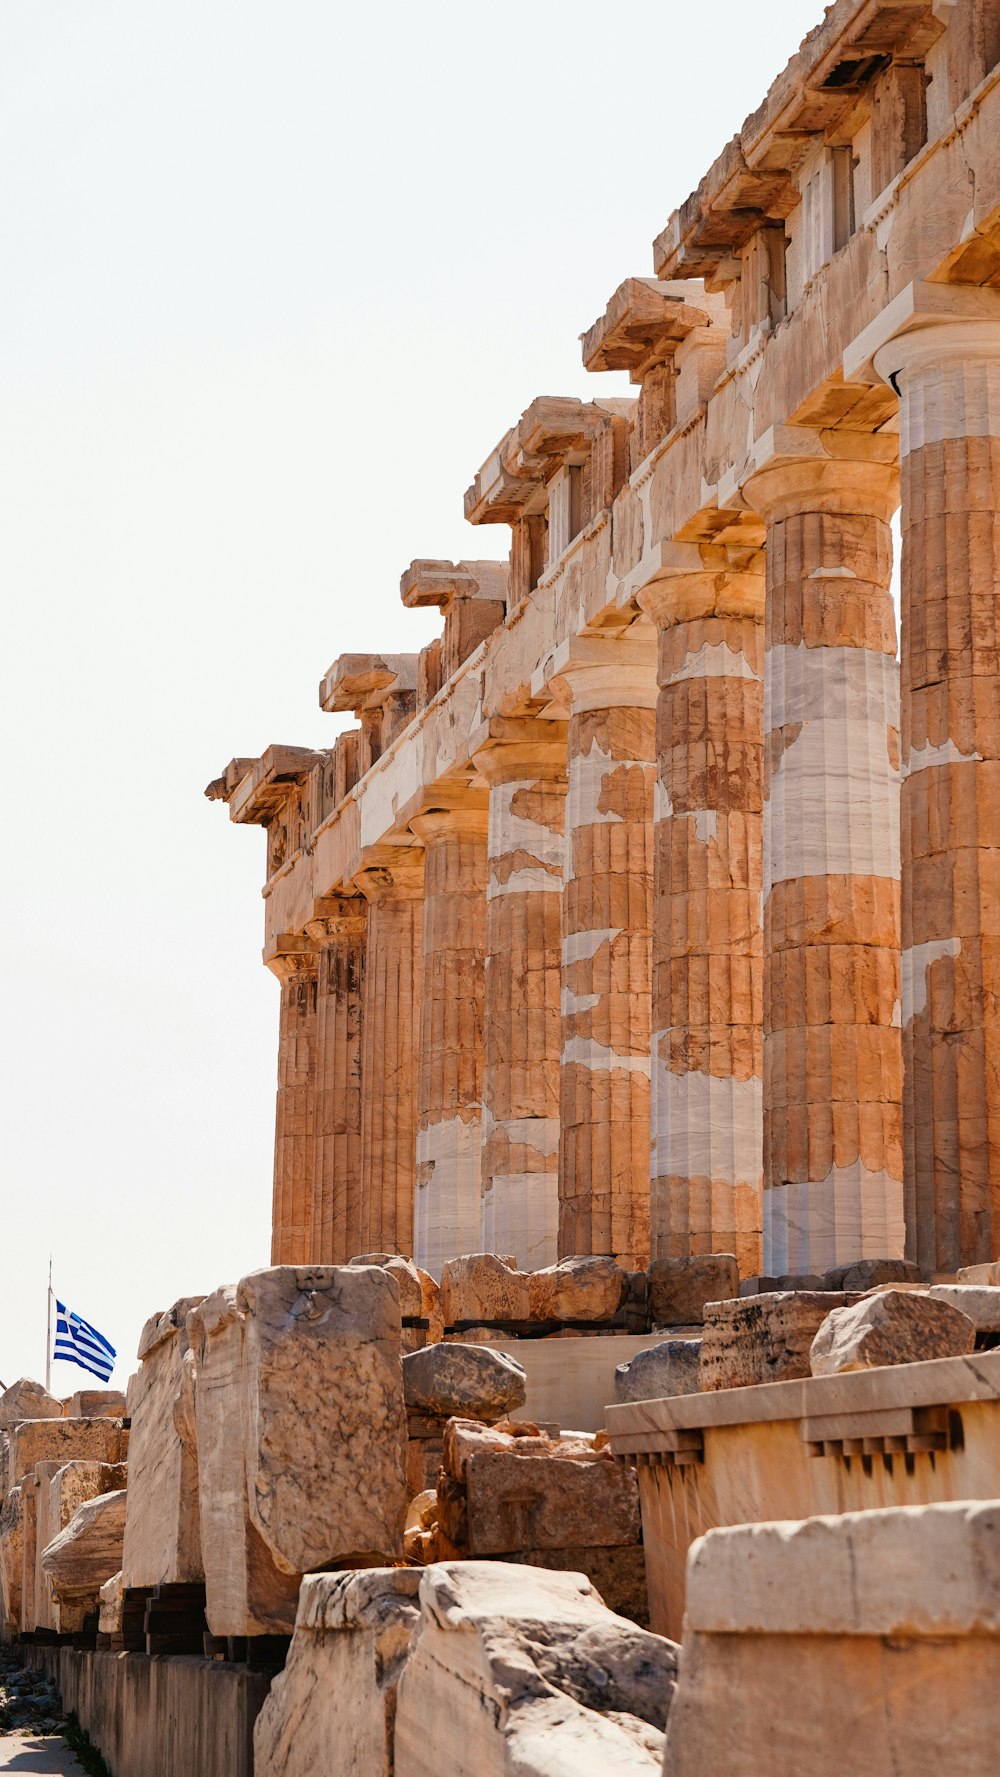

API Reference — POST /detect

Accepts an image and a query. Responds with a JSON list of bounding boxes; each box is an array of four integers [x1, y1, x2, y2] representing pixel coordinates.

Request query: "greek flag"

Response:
[[53, 1301, 116, 1383]]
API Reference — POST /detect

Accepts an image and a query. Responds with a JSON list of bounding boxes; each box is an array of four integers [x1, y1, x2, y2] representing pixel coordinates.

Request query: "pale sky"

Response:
[[1, 0, 817, 1390]]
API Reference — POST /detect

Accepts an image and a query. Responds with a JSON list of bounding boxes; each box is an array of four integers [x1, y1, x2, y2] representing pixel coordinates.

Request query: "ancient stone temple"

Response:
[[7, 9, 1000, 1777], [209, 0, 1000, 1287]]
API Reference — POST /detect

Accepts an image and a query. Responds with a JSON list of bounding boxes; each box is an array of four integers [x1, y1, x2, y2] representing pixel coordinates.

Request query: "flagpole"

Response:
[[45, 1257, 53, 1393]]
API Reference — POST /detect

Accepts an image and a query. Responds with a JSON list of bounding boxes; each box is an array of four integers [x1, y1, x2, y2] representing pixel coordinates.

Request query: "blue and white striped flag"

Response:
[[53, 1301, 116, 1383]]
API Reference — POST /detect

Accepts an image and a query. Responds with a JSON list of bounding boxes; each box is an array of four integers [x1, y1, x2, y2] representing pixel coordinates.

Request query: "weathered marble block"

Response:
[[648, 1256, 740, 1327], [0, 1378, 62, 1429], [395, 1562, 676, 1776], [41, 1489, 127, 1628], [810, 1290, 975, 1376], [240, 1266, 407, 1573], [189, 1285, 303, 1638], [666, 1502, 1000, 1777], [191, 1266, 407, 1637], [463, 1450, 640, 1555], [66, 1390, 128, 1419], [120, 1295, 205, 1590], [37, 1459, 128, 1632], [440, 1255, 531, 1328], [700, 1293, 853, 1390], [528, 1256, 628, 1322], [0, 1483, 23, 1633], [254, 1568, 422, 1777], [6, 1417, 129, 1487]]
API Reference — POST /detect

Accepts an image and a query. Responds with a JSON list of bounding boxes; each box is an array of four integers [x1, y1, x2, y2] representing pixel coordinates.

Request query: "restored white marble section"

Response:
[[414, 1116, 482, 1277], [764, 1161, 906, 1273], [901, 937, 962, 1026], [764, 643, 901, 887]]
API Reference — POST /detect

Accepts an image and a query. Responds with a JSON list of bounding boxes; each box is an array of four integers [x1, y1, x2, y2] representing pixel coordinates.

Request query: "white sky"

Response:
[[0, 0, 817, 1390]]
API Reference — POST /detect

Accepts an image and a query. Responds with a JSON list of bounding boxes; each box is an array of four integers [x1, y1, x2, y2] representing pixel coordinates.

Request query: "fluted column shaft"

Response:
[[639, 554, 765, 1277], [357, 858, 423, 1258], [746, 452, 903, 1274], [303, 898, 367, 1264], [411, 810, 489, 1276], [266, 939, 319, 1264], [474, 728, 567, 1269], [875, 322, 1000, 1272], [553, 647, 656, 1266]]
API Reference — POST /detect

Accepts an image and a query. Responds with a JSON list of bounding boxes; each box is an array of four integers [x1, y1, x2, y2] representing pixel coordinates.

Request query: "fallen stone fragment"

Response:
[[528, 1256, 628, 1322], [440, 1255, 531, 1327], [810, 1290, 975, 1376], [0, 1379, 63, 1429], [648, 1256, 739, 1327], [403, 1343, 526, 1423], [395, 1562, 676, 1776], [700, 1292, 853, 1390], [615, 1341, 701, 1403], [254, 1567, 422, 1777], [42, 1489, 127, 1610], [442, 1418, 549, 1482], [464, 1450, 640, 1554], [37, 1459, 128, 1631]]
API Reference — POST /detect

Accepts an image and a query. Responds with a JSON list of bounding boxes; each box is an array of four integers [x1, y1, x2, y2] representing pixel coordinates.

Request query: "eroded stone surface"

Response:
[[440, 1255, 531, 1328], [700, 1293, 852, 1391], [395, 1562, 676, 1776], [810, 1290, 975, 1377], [254, 1567, 422, 1777]]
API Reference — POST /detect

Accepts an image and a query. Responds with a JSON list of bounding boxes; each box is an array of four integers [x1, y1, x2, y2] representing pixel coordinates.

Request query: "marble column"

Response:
[[873, 320, 1000, 1272], [550, 642, 657, 1267], [265, 936, 319, 1265], [410, 809, 489, 1277], [303, 897, 367, 1264], [356, 855, 424, 1259], [638, 549, 766, 1277], [473, 725, 568, 1269], [745, 447, 903, 1274]]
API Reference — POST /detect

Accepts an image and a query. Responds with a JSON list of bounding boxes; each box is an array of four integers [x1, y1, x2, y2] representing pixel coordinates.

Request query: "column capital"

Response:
[[844, 278, 1000, 387], [541, 629, 658, 714], [265, 934, 319, 984], [637, 541, 765, 629], [354, 851, 425, 903], [740, 425, 898, 524], [409, 806, 490, 845], [471, 717, 569, 787], [303, 896, 368, 947]]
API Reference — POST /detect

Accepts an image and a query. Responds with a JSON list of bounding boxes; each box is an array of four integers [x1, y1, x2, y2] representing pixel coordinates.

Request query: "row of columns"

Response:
[[267, 319, 1000, 1280]]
